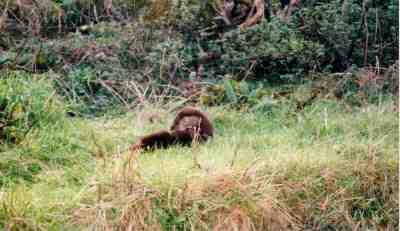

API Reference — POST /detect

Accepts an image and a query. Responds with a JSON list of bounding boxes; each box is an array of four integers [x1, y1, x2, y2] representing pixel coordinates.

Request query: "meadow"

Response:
[[0, 0, 398, 229], [0, 74, 397, 230]]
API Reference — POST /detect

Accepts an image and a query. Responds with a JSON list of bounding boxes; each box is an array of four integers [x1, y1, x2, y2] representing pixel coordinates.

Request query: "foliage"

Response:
[[0, 72, 64, 144], [0, 25, 161, 114], [0, 71, 90, 186], [148, 38, 196, 83], [200, 78, 276, 109], [0, 0, 147, 38], [146, 0, 398, 86], [0, 1, 397, 229], [292, 0, 398, 68], [0, 0, 398, 114], [217, 19, 324, 82], [53, 66, 126, 115]]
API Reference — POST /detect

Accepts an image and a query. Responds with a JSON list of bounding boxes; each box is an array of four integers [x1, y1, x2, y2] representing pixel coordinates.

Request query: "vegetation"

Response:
[[0, 0, 398, 230], [0, 82, 397, 229]]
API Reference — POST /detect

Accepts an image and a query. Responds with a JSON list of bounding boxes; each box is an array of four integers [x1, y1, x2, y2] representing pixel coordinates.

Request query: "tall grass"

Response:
[[0, 74, 397, 230], [0, 71, 91, 186], [72, 100, 399, 230]]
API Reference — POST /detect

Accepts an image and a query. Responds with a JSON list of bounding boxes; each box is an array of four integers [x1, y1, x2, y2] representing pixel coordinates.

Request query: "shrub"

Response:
[[217, 19, 325, 82], [148, 38, 195, 83], [147, 0, 398, 85], [293, 0, 399, 68]]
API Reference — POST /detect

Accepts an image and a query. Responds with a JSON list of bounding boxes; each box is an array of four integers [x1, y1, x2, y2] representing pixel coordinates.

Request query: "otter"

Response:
[[170, 107, 214, 141], [130, 107, 213, 152]]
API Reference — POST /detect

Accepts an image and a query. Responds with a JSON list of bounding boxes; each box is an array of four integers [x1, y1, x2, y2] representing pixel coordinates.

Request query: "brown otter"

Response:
[[130, 107, 213, 152]]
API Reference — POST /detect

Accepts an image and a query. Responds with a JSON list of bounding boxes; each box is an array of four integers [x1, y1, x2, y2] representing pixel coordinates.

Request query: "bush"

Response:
[[293, 0, 399, 68], [218, 19, 325, 82], [148, 18, 325, 84], [148, 38, 196, 83], [147, 0, 398, 86], [53, 67, 129, 115]]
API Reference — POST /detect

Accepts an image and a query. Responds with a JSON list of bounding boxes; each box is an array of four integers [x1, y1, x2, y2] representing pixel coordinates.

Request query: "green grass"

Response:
[[0, 75, 398, 230]]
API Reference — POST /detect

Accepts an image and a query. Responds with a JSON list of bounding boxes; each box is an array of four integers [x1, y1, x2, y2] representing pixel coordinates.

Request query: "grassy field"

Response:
[[0, 75, 397, 231], [0, 0, 398, 229]]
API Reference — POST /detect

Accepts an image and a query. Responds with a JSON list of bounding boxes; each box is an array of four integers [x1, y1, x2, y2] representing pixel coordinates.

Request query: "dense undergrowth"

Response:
[[1, 0, 398, 114]]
